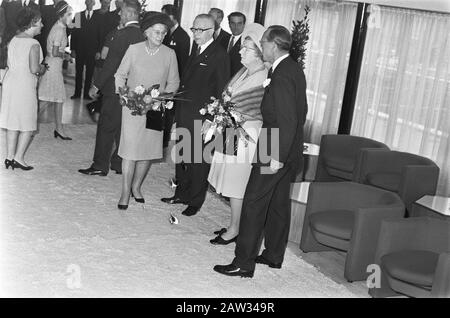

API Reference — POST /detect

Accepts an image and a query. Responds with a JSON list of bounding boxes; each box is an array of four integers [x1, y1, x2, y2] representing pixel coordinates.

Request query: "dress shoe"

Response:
[[213, 227, 227, 236], [255, 255, 282, 269], [210, 235, 237, 245], [78, 167, 107, 176], [118, 204, 128, 210], [213, 264, 254, 278], [12, 160, 33, 171], [70, 94, 81, 100], [131, 192, 145, 204], [54, 130, 72, 140], [4, 159, 14, 170], [161, 196, 186, 205], [182, 206, 199, 216]]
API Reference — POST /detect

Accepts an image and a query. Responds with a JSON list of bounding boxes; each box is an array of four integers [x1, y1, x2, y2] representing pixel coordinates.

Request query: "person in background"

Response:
[[0, 6, 6, 70], [161, 14, 230, 217], [38, 0, 65, 57], [70, 0, 102, 100], [38, 0, 73, 140], [78, 0, 145, 177], [114, 12, 179, 210], [1, 0, 39, 41], [161, 4, 189, 149], [226, 11, 245, 77], [0, 7, 46, 171], [208, 7, 230, 49], [0, 6, 5, 45], [208, 23, 267, 245]]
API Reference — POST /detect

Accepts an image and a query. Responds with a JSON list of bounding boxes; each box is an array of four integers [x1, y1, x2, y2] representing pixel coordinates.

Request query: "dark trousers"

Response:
[[232, 163, 296, 271], [75, 53, 95, 96], [163, 108, 175, 148], [92, 94, 122, 172]]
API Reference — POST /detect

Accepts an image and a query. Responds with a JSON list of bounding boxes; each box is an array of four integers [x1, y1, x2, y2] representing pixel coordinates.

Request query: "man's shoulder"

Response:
[[174, 26, 190, 41]]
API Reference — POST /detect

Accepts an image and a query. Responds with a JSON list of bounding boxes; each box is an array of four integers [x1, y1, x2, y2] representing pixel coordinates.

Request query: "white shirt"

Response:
[[199, 38, 214, 54], [228, 34, 242, 49], [22, 0, 30, 6], [271, 53, 290, 72], [125, 20, 139, 27]]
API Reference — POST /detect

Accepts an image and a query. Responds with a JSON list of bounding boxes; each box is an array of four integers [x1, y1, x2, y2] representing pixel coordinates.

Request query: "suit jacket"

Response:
[[71, 9, 102, 56], [257, 56, 308, 167], [176, 40, 230, 131], [98, 9, 120, 50], [163, 25, 190, 77], [1, 0, 39, 39], [227, 35, 243, 77], [0, 7, 6, 40], [94, 23, 145, 96], [215, 28, 231, 50]]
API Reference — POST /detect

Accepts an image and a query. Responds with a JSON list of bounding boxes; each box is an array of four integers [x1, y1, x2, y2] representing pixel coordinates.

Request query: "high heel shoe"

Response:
[[210, 235, 238, 245], [118, 204, 128, 210], [12, 160, 33, 171], [4, 159, 14, 170], [131, 192, 145, 204], [54, 130, 72, 140]]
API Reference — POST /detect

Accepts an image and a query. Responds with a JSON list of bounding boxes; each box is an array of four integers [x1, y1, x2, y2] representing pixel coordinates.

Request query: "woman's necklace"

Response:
[[145, 42, 160, 56]]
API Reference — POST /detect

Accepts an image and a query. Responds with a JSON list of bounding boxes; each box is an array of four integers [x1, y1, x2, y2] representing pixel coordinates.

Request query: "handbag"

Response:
[[145, 109, 165, 131]]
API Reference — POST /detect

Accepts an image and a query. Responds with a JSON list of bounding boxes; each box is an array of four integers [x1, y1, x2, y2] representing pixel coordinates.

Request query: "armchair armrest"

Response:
[[357, 149, 394, 183], [432, 252, 450, 298], [399, 165, 439, 209]]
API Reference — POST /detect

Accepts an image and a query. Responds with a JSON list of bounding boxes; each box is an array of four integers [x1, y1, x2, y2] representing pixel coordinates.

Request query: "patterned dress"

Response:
[[38, 21, 67, 103], [0, 37, 43, 131]]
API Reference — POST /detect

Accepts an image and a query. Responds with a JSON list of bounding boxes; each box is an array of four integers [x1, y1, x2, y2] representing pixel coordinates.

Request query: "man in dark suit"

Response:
[[226, 11, 245, 77], [214, 26, 308, 278], [161, 14, 230, 216], [79, 0, 145, 176], [70, 0, 102, 100], [1, 0, 39, 40], [161, 4, 190, 149], [208, 8, 230, 50]]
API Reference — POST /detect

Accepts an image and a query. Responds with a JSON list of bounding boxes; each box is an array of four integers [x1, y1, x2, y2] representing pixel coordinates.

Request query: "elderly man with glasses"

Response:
[[161, 13, 230, 217]]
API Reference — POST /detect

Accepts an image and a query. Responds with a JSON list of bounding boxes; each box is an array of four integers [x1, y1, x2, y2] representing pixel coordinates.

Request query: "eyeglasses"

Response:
[[190, 27, 213, 34], [240, 46, 257, 52]]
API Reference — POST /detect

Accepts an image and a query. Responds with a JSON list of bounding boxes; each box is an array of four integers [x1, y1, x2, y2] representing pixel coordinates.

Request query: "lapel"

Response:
[[183, 40, 218, 82]]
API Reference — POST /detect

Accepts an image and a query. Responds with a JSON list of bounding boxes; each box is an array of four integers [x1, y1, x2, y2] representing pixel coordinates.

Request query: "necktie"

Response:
[[196, 46, 201, 57], [268, 67, 273, 78], [227, 36, 235, 53], [86, 11, 91, 21]]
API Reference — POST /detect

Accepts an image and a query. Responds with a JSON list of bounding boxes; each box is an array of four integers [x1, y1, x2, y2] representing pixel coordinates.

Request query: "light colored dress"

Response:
[[38, 21, 67, 103], [115, 42, 180, 161], [208, 68, 267, 199], [0, 37, 43, 131]]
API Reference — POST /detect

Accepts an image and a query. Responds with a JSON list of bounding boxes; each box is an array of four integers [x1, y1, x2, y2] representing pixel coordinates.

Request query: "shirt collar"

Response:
[[200, 37, 214, 54], [125, 20, 139, 27], [170, 23, 179, 34], [272, 53, 290, 72]]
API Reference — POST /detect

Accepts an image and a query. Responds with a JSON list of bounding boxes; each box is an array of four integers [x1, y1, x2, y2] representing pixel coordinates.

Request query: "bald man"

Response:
[[162, 14, 230, 217]]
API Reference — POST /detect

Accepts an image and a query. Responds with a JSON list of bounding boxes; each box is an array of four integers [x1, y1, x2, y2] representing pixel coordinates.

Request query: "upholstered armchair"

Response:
[[300, 182, 405, 282], [356, 150, 439, 213], [315, 135, 389, 182], [370, 217, 450, 298]]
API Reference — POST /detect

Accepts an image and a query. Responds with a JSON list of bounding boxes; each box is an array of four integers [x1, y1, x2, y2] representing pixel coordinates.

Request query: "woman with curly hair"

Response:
[[0, 7, 46, 171]]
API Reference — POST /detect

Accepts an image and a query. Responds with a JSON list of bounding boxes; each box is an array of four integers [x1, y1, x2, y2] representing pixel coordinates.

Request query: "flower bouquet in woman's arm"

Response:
[[118, 84, 188, 131], [199, 87, 256, 154]]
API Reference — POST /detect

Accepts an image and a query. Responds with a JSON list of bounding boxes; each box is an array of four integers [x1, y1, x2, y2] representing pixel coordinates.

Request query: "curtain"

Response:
[[180, 0, 257, 35], [351, 6, 450, 196], [265, 0, 358, 144]]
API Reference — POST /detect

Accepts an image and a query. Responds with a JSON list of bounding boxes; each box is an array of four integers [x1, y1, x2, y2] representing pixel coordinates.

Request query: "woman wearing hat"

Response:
[[115, 12, 180, 210], [38, 1, 74, 140], [208, 23, 268, 245]]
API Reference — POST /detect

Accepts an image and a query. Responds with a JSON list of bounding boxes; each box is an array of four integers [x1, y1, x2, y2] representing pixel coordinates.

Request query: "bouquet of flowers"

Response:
[[118, 84, 183, 131], [199, 87, 255, 154]]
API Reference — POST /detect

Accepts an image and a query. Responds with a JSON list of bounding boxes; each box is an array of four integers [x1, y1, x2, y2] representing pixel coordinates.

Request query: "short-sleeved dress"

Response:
[[0, 37, 43, 131], [38, 21, 67, 103], [115, 43, 180, 161]]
